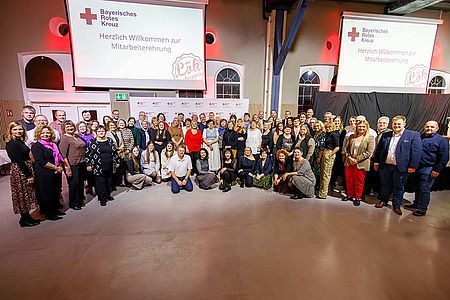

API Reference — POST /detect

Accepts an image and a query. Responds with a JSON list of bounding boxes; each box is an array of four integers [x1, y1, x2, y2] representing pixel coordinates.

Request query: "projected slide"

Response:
[[336, 12, 441, 93], [66, 0, 205, 89]]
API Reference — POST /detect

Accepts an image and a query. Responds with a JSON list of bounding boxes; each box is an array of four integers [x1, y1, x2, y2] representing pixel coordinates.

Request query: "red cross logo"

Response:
[[80, 8, 97, 25], [347, 27, 359, 42]]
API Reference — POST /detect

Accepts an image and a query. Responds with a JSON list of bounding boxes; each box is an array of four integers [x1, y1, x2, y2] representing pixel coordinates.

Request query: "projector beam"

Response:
[[386, 0, 444, 15]]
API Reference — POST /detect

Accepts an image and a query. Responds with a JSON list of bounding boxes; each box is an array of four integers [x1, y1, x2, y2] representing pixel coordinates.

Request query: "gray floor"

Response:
[[0, 175, 450, 300]]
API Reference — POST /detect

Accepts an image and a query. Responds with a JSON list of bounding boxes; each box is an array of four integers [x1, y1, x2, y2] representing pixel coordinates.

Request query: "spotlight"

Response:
[[49, 17, 69, 37], [205, 32, 216, 45]]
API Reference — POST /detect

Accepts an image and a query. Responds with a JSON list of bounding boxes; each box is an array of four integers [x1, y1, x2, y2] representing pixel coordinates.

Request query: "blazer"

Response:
[[343, 134, 375, 171], [139, 128, 153, 150], [255, 156, 273, 176], [373, 129, 422, 172]]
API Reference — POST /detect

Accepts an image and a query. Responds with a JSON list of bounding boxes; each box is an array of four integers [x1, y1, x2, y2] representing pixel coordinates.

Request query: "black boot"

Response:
[[290, 193, 304, 200], [19, 212, 40, 227]]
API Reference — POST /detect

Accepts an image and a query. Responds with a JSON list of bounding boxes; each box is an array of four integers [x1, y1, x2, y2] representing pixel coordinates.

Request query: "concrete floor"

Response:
[[0, 175, 450, 300]]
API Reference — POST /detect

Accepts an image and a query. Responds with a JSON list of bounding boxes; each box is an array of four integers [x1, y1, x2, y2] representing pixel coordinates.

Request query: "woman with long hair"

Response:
[[331, 115, 346, 192], [86, 125, 120, 206], [275, 126, 296, 160], [287, 148, 316, 199], [169, 118, 184, 149], [237, 147, 256, 188], [261, 121, 274, 155], [273, 122, 284, 152], [59, 120, 87, 210], [126, 146, 153, 190], [5, 122, 40, 227], [311, 120, 326, 188], [253, 148, 273, 190], [118, 118, 135, 185], [141, 141, 162, 183], [153, 121, 171, 157], [107, 121, 126, 188], [160, 142, 175, 182], [219, 149, 236, 193], [195, 148, 218, 190], [273, 149, 292, 194], [342, 120, 375, 206], [31, 125, 65, 220], [202, 119, 221, 171], [90, 120, 100, 137], [222, 121, 238, 158], [235, 118, 247, 159], [294, 124, 315, 165]]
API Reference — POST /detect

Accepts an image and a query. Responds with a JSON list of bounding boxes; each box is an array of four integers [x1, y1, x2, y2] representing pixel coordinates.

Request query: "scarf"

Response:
[[38, 139, 64, 166]]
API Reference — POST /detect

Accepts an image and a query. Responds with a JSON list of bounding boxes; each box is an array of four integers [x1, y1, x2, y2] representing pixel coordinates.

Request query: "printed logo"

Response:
[[405, 64, 429, 87], [80, 8, 97, 25], [348, 27, 359, 42], [172, 53, 204, 80]]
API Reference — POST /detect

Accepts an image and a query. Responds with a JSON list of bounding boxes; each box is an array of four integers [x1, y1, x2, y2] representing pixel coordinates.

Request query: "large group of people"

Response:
[[5, 104, 449, 227]]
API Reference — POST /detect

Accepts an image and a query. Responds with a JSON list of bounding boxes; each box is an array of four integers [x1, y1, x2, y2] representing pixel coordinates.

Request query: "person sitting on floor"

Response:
[[273, 149, 292, 194], [126, 146, 153, 190], [141, 141, 162, 184], [196, 148, 218, 190], [169, 145, 193, 194], [160, 142, 175, 182], [253, 148, 273, 190], [219, 149, 237, 193], [288, 148, 316, 199], [237, 147, 256, 188]]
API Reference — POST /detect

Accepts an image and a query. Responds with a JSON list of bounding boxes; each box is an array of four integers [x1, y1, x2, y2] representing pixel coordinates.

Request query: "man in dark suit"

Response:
[[373, 115, 422, 215]]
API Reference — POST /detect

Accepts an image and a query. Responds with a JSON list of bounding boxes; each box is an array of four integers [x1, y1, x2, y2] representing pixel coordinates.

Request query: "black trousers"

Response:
[[189, 152, 200, 175], [113, 159, 126, 186], [68, 163, 86, 208], [221, 170, 236, 185], [238, 171, 253, 187], [95, 170, 113, 203]]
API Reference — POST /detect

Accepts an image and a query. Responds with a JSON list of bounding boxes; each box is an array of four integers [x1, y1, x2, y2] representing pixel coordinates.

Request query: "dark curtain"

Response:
[[313, 91, 450, 134]]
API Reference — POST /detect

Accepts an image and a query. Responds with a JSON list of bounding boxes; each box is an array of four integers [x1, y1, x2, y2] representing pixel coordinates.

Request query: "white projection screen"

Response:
[[336, 12, 442, 93], [66, 0, 206, 89]]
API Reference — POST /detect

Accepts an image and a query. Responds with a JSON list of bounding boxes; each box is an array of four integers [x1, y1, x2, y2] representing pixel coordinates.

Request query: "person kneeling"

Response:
[[196, 148, 218, 190], [237, 147, 256, 188], [253, 148, 273, 190], [169, 145, 194, 193], [126, 147, 152, 190], [289, 148, 316, 199]]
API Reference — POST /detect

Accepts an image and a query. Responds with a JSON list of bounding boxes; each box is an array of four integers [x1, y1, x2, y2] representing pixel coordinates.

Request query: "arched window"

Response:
[[216, 68, 241, 99], [428, 75, 446, 94], [298, 71, 320, 113], [25, 56, 64, 90]]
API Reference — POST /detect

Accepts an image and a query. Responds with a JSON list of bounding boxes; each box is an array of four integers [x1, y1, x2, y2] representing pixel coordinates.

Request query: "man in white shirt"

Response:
[[169, 145, 193, 193], [26, 115, 60, 147]]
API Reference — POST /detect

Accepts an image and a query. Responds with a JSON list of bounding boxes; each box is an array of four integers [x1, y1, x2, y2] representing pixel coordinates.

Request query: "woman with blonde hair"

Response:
[[169, 118, 183, 149], [311, 120, 326, 188], [235, 118, 247, 159], [31, 125, 66, 220], [5, 122, 40, 227], [342, 120, 375, 206], [237, 147, 256, 188]]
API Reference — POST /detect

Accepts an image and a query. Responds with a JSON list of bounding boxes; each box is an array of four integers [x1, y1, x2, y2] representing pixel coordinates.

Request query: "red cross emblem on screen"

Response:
[[347, 27, 360, 42], [80, 8, 97, 25]]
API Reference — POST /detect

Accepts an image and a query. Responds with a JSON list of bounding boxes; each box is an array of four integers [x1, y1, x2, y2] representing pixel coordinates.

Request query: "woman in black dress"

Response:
[[222, 121, 238, 158], [152, 121, 171, 156], [273, 149, 293, 194], [219, 149, 237, 192], [235, 118, 247, 159], [237, 147, 256, 188], [31, 125, 65, 221], [86, 125, 120, 206], [5, 122, 40, 227]]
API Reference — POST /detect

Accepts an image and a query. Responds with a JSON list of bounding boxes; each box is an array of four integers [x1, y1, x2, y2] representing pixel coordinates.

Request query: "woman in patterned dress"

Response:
[[311, 120, 326, 189], [5, 122, 40, 227]]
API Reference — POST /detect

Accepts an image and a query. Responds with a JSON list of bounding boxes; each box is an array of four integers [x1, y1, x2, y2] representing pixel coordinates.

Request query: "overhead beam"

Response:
[[273, 0, 308, 75], [386, 0, 444, 15]]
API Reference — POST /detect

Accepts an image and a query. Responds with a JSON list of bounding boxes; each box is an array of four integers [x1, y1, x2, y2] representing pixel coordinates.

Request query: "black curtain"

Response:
[[313, 91, 450, 134]]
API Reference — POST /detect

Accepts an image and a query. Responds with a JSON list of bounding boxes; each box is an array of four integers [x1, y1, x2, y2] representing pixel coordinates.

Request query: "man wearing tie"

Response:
[[373, 115, 422, 215]]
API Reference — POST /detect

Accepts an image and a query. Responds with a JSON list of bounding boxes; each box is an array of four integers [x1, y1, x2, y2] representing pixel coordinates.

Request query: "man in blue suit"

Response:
[[373, 115, 422, 215]]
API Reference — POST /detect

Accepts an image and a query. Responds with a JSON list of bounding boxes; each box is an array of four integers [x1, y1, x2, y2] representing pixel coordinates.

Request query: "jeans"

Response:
[[171, 176, 193, 194], [379, 164, 409, 208], [414, 167, 435, 212]]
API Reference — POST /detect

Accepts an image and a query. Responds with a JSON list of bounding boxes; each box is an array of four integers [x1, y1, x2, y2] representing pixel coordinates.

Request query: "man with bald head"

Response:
[[50, 110, 66, 135], [405, 120, 449, 216], [26, 115, 60, 147]]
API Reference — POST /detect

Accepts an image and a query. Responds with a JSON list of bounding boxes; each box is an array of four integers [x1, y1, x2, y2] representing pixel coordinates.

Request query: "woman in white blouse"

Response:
[[246, 120, 262, 161], [202, 120, 221, 171], [141, 141, 162, 184], [160, 142, 175, 182]]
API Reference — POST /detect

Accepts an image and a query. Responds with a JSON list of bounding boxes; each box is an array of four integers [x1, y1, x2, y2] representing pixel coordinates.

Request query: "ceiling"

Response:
[[265, 0, 450, 14]]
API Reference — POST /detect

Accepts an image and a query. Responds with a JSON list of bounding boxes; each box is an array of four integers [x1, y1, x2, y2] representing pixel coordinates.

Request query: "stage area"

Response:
[[0, 175, 450, 299]]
